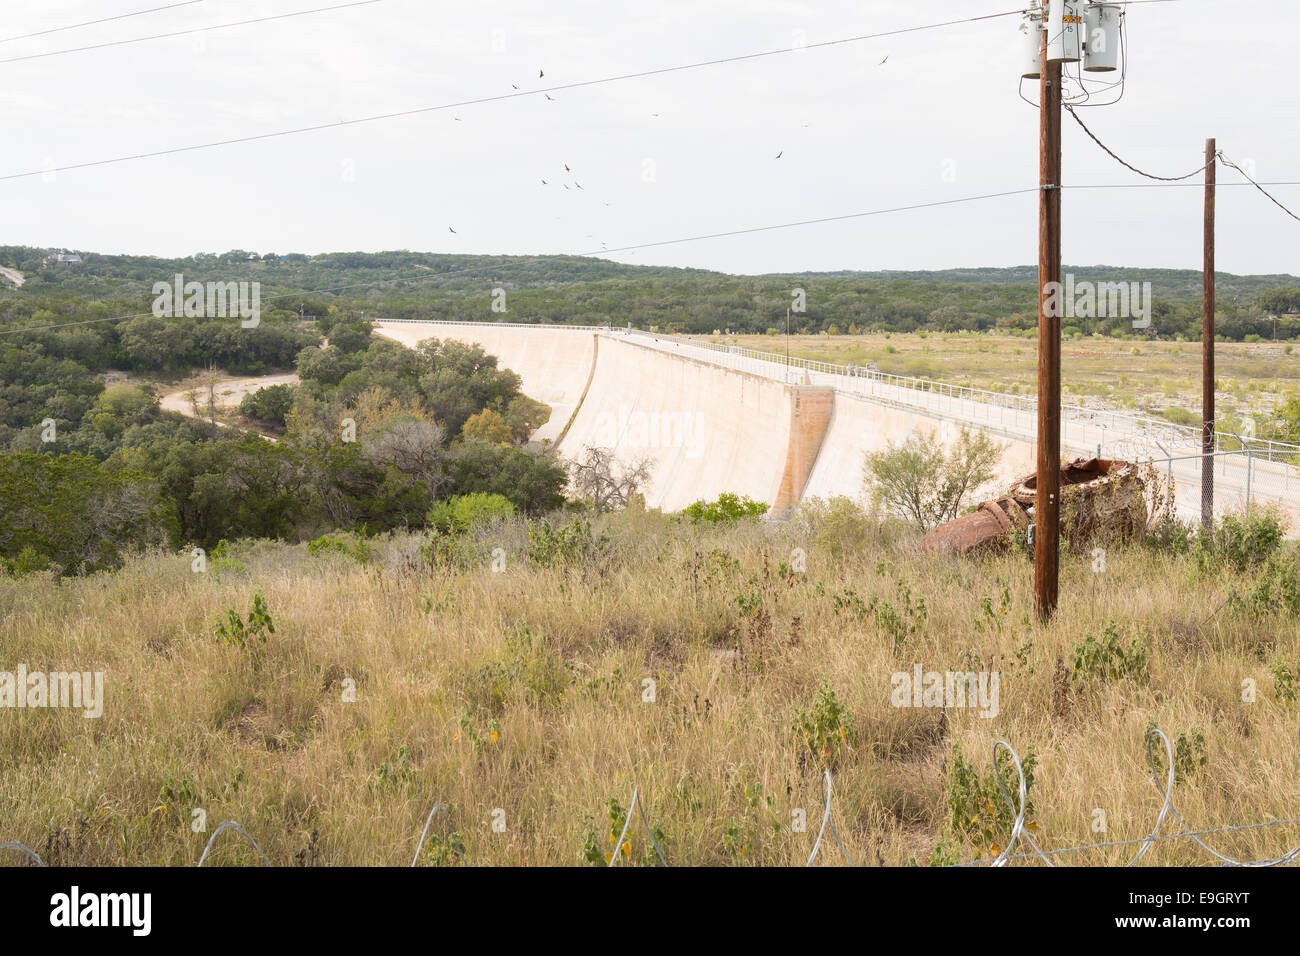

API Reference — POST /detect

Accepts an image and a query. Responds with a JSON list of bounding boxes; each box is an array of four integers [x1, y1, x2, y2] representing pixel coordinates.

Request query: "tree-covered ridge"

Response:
[[3, 245, 1297, 341]]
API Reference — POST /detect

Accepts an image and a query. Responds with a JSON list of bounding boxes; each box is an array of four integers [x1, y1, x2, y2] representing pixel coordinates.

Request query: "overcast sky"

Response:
[[3, 0, 1297, 277]]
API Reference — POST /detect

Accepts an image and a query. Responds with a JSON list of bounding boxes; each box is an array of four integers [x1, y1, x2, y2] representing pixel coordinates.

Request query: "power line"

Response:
[[0, 1, 205, 45], [0, 7, 1027, 182], [0, 186, 1038, 337], [0, 0, 385, 65], [1064, 103, 1212, 182], [1219, 151, 1300, 223]]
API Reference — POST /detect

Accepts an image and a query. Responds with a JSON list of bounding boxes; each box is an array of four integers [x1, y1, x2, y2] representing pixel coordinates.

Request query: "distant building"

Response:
[[48, 252, 82, 264]]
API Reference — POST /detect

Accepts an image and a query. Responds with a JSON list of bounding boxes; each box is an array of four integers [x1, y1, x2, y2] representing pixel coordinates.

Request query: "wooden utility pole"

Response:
[[1201, 138, 1216, 530], [1035, 16, 1063, 623]]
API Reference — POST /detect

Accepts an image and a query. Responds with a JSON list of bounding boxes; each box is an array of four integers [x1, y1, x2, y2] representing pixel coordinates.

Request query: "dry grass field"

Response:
[[3, 502, 1298, 867], [713, 332, 1300, 426]]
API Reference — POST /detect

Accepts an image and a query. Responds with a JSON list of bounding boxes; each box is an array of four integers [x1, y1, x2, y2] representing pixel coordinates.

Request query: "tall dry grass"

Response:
[[1, 502, 1297, 866]]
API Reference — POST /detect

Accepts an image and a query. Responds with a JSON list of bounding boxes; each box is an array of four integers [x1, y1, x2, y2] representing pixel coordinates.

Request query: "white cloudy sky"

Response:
[[3, 0, 1297, 276]]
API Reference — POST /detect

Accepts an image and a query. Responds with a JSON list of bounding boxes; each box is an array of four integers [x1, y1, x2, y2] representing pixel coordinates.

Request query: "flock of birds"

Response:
[[446, 55, 890, 245]]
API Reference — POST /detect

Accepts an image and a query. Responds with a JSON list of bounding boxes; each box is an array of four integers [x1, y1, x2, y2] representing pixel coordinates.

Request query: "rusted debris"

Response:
[[1009, 458, 1146, 545], [920, 458, 1145, 555], [920, 496, 1029, 555]]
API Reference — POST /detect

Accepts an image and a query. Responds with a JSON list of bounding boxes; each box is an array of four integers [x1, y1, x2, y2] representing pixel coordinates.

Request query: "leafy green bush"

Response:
[[790, 682, 856, 769], [237, 384, 295, 427], [863, 427, 1003, 532], [2, 547, 50, 577], [213, 592, 275, 649], [946, 740, 1037, 856], [306, 531, 375, 564], [1145, 719, 1207, 787], [1196, 511, 1285, 573], [1269, 657, 1298, 705], [1070, 621, 1148, 685], [462, 622, 571, 716], [1229, 557, 1300, 618], [682, 492, 769, 524], [526, 517, 608, 569], [427, 492, 515, 536]]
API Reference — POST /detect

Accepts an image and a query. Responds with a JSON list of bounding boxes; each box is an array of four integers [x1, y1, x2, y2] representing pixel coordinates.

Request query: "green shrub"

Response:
[[1269, 657, 1298, 705], [307, 532, 375, 564], [580, 797, 666, 867], [1229, 557, 1300, 618], [946, 740, 1037, 856], [1146, 719, 1207, 787], [427, 492, 515, 536], [237, 384, 295, 427], [526, 517, 608, 569], [213, 592, 275, 649], [790, 682, 856, 769], [1070, 621, 1148, 685], [864, 427, 1003, 532], [682, 493, 769, 524], [1196, 511, 1284, 573], [2, 547, 50, 577]]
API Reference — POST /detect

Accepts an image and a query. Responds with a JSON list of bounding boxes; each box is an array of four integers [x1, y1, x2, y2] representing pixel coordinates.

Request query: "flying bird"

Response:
[[511, 84, 519, 89], [539, 69, 544, 78], [545, 93, 556, 101], [564, 163, 571, 172], [448, 227, 457, 234], [541, 179, 548, 185], [574, 181, 583, 190], [878, 55, 889, 65], [775, 151, 784, 159]]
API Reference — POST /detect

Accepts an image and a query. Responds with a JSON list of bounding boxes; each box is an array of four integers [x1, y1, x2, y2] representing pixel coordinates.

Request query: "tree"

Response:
[[446, 441, 568, 513], [239, 384, 295, 427], [461, 408, 514, 445], [864, 427, 1004, 531], [569, 447, 655, 514], [362, 417, 448, 499]]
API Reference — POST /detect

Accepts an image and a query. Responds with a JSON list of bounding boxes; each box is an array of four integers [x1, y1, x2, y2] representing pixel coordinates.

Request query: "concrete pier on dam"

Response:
[[373, 320, 1299, 527]]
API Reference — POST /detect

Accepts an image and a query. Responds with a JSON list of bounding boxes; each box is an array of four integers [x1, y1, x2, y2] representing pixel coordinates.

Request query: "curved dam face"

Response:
[[372, 322, 1024, 515]]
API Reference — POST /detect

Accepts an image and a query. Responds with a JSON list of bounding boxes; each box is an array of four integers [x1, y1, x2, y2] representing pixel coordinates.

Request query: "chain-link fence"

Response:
[[1131, 450, 1300, 529]]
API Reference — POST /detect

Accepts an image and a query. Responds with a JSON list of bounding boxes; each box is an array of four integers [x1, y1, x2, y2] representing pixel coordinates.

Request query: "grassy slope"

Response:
[[2, 508, 1297, 867]]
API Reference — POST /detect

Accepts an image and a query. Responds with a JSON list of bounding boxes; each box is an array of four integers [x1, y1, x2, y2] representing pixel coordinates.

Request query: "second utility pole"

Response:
[[1035, 12, 1063, 623]]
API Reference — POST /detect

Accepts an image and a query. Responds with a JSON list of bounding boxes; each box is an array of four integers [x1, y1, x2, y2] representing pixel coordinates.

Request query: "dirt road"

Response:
[[160, 372, 299, 439]]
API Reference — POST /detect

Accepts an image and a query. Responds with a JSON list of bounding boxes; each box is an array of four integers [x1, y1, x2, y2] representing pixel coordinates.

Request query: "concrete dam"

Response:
[[374, 320, 1299, 525]]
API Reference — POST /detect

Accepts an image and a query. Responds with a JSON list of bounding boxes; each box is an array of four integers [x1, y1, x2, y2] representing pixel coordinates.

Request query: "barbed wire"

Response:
[[411, 802, 445, 866], [960, 727, 1300, 868], [807, 769, 856, 866], [5, 726, 1295, 867], [196, 821, 271, 867], [609, 785, 670, 867], [0, 842, 45, 866]]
